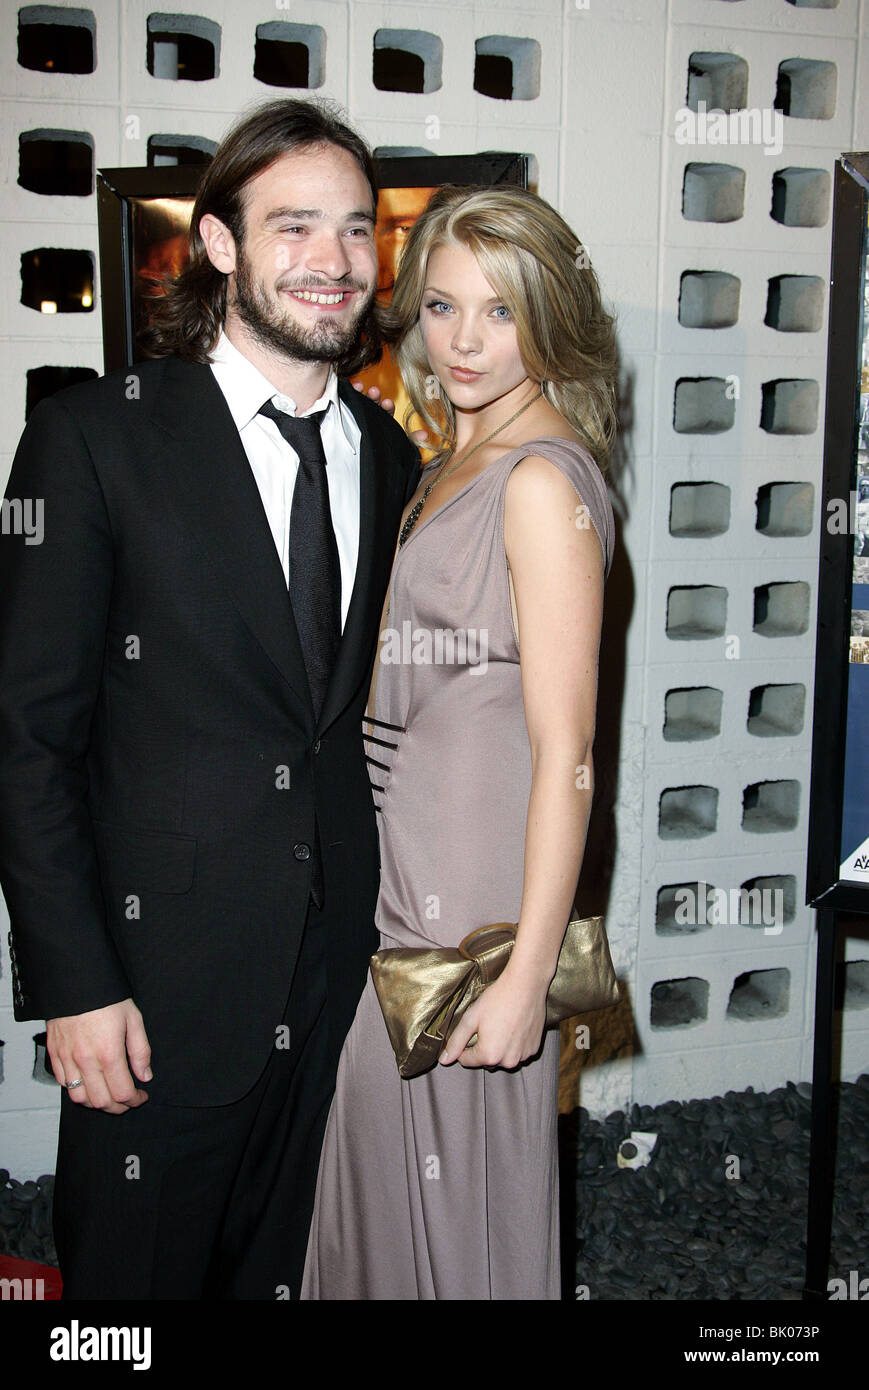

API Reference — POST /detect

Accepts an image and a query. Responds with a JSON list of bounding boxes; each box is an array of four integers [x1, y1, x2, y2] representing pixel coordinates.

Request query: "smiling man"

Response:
[[0, 98, 420, 1299]]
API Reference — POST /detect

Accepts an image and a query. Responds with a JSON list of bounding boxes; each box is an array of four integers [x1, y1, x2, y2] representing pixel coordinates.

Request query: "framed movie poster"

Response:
[[96, 151, 531, 417], [806, 152, 869, 911], [96, 164, 198, 374]]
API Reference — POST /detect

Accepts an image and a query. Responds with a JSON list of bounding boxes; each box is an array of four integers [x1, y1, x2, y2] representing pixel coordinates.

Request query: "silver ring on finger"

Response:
[[65, 1078, 84, 1090]]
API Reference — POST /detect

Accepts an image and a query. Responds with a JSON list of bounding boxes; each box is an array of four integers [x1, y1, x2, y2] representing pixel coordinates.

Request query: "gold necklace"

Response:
[[398, 389, 543, 548]]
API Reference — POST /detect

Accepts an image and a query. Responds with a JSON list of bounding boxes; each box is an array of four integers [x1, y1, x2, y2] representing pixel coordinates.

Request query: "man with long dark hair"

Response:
[[0, 97, 420, 1298]]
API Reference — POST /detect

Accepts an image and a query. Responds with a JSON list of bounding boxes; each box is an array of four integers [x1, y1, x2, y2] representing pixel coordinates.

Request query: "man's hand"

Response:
[[47, 998, 152, 1114], [350, 380, 430, 447]]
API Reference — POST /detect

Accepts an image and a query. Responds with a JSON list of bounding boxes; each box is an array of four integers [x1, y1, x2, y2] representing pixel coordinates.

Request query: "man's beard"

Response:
[[232, 243, 375, 364]]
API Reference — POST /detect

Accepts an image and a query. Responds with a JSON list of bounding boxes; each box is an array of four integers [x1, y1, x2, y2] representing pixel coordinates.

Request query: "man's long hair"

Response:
[[138, 97, 384, 374]]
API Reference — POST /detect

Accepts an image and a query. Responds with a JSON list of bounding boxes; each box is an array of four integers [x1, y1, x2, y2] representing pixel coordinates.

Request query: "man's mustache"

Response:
[[276, 279, 371, 294]]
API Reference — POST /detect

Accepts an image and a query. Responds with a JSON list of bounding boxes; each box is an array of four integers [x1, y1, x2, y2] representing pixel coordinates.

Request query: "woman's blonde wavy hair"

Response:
[[382, 183, 619, 471]]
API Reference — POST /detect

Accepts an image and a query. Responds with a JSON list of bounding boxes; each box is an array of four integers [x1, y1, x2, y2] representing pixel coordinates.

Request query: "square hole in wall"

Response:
[[666, 585, 727, 640], [374, 29, 442, 93], [774, 59, 837, 120], [741, 874, 797, 926], [147, 134, 216, 167], [650, 977, 709, 1028], [682, 162, 745, 223], [147, 13, 220, 82], [753, 581, 810, 637], [756, 481, 814, 536], [747, 683, 805, 736], [26, 365, 98, 417], [656, 882, 717, 936], [659, 785, 719, 838], [765, 275, 825, 332], [663, 686, 723, 741], [254, 22, 325, 89], [18, 129, 93, 196], [673, 378, 735, 434], [474, 48, 510, 100], [669, 482, 730, 537], [686, 52, 748, 112], [741, 779, 800, 833], [840, 960, 869, 1010], [20, 248, 94, 313], [760, 379, 819, 434], [32, 1032, 57, 1083], [771, 167, 831, 227], [726, 967, 790, 1021], [18, 5, 95, 74], [474, 36, 540, 100], [678, 270, 740, 329]]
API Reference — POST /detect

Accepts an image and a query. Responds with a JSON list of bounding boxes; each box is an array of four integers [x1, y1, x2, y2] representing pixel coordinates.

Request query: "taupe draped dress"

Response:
[[301, 437, 614, 1300]]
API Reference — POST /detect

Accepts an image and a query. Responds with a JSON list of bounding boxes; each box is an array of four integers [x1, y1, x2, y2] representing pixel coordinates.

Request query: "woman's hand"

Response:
[[351, 380, 395, 414], [439, 967, 548, 1070]]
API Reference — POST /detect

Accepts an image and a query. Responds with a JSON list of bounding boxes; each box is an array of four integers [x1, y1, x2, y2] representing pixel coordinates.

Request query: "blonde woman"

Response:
[[301, 184, 618, 1300]]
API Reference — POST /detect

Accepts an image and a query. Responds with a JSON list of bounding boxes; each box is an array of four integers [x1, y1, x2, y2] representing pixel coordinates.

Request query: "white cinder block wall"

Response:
[[1, 0, 868, 1177]]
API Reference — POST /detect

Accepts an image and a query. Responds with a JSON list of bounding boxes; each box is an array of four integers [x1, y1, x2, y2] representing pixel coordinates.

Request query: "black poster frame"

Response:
[[96, 152, 531, 376]]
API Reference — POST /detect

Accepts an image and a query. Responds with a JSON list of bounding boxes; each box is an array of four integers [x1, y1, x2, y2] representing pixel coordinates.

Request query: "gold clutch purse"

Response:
[[369, 913, 620, 1079]]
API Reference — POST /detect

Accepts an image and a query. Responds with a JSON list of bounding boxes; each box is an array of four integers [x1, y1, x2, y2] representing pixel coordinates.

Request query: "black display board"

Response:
[[807, 152, 869, 911], [804, 151, 869, 1302]]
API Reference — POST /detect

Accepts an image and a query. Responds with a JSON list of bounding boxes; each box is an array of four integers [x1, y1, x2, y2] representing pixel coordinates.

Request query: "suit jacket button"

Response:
[[293, 842, 311, 860], [313, 739, 321, 754]]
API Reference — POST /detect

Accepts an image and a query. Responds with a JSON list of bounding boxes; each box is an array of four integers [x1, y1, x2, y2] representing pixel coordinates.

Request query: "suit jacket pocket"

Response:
[[92, 821, 197, 894]]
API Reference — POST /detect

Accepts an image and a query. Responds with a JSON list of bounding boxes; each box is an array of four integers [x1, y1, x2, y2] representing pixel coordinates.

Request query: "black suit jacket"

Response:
[[0, 356, 419, 1105]]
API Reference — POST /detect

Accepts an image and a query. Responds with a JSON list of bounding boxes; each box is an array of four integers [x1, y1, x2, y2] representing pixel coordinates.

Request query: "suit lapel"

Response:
[[151, 360, 398, 739], [151, 359, 314, 725], [316, 379, 390, 736]]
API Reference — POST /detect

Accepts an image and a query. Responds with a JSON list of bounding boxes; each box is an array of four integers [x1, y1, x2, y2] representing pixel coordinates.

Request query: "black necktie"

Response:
[[258, 399, 341, 721]]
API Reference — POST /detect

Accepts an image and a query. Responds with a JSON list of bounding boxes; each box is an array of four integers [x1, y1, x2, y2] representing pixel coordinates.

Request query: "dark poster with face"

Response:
[[129, 193, 194, 348]]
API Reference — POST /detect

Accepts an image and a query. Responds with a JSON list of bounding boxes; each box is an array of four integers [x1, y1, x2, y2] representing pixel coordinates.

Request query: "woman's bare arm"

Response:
[[441, 453, 605, 1068]]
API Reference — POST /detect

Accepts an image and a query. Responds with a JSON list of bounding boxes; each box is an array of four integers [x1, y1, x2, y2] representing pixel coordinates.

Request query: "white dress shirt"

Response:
[[208, 329, 361, 632]]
